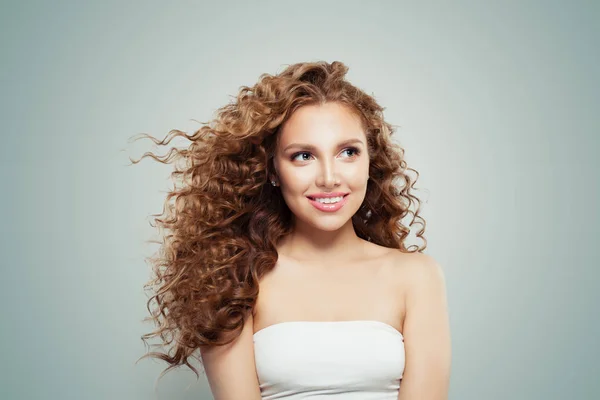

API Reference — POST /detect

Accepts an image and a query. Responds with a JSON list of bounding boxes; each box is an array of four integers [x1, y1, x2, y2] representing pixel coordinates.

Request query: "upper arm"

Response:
[[397, 254, 452, 400], [199, 313, 262, 400]]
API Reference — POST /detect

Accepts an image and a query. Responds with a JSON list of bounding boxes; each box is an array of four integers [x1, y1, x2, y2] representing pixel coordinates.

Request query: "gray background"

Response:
[[1, 0, 598, 399]]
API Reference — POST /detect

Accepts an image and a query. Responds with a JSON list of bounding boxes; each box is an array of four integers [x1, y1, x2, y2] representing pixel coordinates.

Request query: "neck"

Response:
[[276, 219, 365, 264]]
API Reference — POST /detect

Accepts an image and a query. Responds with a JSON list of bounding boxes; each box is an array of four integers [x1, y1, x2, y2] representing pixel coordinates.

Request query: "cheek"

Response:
[[280, 167, 312, 190], [346, 162, 370, 182]]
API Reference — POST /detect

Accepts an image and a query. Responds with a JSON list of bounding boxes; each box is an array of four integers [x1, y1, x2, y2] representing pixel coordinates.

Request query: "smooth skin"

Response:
[[200, 102, 451, 399]]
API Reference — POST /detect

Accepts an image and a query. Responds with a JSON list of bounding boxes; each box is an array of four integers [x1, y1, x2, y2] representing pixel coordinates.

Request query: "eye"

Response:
[[341, 147, 361, 158], [291, 151, 312, 162], [290, 147, 361, 162]]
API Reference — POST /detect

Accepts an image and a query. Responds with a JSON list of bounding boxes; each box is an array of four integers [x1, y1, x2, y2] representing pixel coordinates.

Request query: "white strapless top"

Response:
[[253, 320, 405, 399]]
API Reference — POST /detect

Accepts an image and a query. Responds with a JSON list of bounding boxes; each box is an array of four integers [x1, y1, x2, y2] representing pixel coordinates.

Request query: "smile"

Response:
[[307, 194, 349, 212], [313, 196, 344, 204]]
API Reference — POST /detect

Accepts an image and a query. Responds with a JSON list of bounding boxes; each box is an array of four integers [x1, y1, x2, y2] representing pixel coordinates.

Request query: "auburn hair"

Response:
[[130, 60, 426, 380]]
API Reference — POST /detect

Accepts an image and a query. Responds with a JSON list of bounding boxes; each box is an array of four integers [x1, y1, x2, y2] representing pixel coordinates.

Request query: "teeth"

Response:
[[315, 196, 343, 204]]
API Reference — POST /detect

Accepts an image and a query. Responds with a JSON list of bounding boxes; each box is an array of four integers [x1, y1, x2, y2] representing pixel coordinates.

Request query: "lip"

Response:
[[307, 194, 349, 212], [306, 192, 349, 199]]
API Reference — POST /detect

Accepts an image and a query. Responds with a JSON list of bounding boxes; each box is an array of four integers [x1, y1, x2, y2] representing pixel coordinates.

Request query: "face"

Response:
[[272, 102, 370, 232]]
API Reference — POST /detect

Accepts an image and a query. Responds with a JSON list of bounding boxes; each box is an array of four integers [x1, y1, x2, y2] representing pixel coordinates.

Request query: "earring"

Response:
[[271, 180, 277, 186]]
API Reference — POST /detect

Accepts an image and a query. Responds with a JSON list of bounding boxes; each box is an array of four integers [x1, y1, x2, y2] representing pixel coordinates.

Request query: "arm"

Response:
[[199, 312, 262, 400], [397, 254, 452, 400]]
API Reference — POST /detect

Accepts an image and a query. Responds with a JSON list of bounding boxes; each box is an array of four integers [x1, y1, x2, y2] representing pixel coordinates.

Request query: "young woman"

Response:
[[135, 61, 451, 399]]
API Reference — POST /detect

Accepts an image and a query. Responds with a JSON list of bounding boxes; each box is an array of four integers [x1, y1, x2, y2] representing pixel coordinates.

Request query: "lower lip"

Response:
[[307, 195, 349, 212]]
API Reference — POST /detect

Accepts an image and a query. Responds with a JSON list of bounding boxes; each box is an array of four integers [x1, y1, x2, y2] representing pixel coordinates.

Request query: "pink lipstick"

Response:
[[307, 194, 349, 212]]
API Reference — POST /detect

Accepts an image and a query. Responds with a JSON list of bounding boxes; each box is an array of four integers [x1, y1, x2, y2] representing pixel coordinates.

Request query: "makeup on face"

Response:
[[274, 102, 370, 228], [306, 193, 350, 212]]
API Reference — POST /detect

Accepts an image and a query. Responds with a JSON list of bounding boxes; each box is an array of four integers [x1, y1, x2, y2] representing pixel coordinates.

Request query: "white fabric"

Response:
[[253, 320, 405, 399]]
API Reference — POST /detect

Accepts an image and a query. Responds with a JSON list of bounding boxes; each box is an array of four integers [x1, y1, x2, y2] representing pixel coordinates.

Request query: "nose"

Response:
[[316, 159, 341, 188]]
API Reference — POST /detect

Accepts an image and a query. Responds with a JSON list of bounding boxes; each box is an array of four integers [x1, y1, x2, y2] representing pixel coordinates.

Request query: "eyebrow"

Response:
[[283, 139, 365, 152]]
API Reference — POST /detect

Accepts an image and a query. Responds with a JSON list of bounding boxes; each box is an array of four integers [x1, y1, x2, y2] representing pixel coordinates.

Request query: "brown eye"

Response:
[[290, 147, 360, 162], [291, 152, 312, 162]]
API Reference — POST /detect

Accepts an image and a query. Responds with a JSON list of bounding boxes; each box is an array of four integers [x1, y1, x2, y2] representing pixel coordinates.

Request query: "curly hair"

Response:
[[130, 60, 427, 381]]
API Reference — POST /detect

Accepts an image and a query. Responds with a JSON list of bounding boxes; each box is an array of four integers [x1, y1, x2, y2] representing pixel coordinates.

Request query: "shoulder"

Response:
[[391, 250, 447, 294], [392, 251, 452, 397]]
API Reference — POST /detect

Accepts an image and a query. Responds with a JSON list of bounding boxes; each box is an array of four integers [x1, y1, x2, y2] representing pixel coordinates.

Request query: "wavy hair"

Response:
[[130, 60, 427, 381]]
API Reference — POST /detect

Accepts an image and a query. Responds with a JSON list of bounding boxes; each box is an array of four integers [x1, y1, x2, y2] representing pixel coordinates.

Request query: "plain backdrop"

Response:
[[1, 1, 598, 399]]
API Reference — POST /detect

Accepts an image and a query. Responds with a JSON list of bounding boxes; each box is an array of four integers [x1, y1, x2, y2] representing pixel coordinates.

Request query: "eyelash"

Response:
[[290, 147, 361, 162]]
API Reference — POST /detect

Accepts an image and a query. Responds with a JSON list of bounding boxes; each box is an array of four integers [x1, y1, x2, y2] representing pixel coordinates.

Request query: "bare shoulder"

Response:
[[391, 250, 446, 288], [392, 251, 451, 399], [388, 250, 448, 313], [360, 242, 445, 289]]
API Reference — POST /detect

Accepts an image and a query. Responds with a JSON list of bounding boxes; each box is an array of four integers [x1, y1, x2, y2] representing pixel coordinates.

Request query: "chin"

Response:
[[305, 208, 359, 232], [309, 219, 349, 232]]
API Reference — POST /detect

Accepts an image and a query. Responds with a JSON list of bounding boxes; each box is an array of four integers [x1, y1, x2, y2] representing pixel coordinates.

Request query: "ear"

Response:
[[270, 160, 280, 184]]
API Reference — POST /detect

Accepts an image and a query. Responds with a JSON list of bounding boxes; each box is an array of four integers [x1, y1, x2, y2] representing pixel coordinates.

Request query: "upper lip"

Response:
[[306, 192, 349, 199]]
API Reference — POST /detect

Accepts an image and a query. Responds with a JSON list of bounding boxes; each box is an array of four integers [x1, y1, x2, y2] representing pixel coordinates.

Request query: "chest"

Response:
[[254, 256, 406, 329]]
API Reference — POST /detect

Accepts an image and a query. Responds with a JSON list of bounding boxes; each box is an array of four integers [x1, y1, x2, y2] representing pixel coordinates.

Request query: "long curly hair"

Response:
[[130, 60, 427, 381]]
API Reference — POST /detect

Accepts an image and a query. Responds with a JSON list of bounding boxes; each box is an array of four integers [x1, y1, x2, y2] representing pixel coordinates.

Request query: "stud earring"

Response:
[[271, 180, 277, 186]]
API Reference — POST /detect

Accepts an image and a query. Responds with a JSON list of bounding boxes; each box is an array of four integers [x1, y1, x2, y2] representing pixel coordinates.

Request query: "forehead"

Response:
[[278, 102, 365, 146]]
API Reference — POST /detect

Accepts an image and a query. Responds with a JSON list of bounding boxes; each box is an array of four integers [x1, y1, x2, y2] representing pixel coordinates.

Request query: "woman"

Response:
[[134, 61, 451, 399]]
